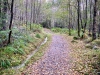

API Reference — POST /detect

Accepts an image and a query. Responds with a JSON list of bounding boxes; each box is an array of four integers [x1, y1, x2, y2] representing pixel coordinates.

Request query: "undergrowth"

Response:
[[0, 24, 46, 75], [51, 27, 78, 36]]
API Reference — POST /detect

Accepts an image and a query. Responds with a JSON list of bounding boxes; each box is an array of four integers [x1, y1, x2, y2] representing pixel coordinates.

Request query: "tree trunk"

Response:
[[81, 0, 87, 39], [92, 0, 97, 40], [77, 0, 80, 37], [7, 0, 14, 44], [89, 0, 92, 36], [25, 0, 28, 30], [68, 0, 71, 35]]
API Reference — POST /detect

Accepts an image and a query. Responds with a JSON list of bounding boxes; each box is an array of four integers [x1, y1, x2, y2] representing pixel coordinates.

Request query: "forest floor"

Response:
[[22, 29, 81, 75]]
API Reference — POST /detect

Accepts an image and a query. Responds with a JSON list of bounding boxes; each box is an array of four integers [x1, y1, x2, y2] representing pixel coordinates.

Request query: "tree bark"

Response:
[[92, 0, 97, 40], [7, 0, 14, 44], [77, 0, 80, 37]]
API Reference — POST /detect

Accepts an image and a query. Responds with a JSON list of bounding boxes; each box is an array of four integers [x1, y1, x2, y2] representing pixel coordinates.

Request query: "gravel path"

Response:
[[23, 34, 78, 75]]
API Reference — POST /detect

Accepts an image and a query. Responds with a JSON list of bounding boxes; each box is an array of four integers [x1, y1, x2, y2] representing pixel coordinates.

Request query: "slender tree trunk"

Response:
[[25, 0, 28, 30], [98, 23, 100, 37], [89, 0, 92, 36], [0, 0, 1, 30], [8, 0, 14, 44], [30, 0, 33, 30], [33, 0, 36, 23], [92, 0, 97, 40], [68, 0, 71, 35], [77, 0, 80, 37], [81, 0, 87, 38]]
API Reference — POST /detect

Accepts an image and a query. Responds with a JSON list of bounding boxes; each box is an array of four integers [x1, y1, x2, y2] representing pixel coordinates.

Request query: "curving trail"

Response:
[[23, 34, 79, 75]]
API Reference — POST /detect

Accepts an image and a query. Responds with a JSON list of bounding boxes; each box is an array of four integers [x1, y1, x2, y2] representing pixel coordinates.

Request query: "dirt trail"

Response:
[[23, 32, 79, 75]]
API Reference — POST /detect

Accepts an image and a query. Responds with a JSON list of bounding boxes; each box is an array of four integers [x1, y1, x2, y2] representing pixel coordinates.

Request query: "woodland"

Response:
[[0, 0, 100, 75]]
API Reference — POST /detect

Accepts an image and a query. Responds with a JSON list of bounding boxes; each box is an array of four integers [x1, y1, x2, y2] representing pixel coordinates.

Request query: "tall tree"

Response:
[[77, 0, 80, 37], [7, 0, 14, 44], [25, 0, 28, 30], [68, 0, 71, 35], [92, 0, 98, 40], [81, 0, 88, 38]]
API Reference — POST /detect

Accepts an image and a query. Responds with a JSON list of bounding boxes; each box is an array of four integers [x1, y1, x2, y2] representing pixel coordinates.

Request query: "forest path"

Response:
[[23, 29, 78, 75]]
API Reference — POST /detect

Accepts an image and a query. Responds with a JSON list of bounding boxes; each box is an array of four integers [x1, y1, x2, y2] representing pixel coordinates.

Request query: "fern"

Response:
[[16, 48, 25, 55], [0, 59, 11, 68], [4, 47, 15, 54]]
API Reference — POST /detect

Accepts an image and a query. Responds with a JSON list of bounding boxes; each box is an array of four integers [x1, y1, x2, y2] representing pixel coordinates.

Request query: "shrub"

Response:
[[16, 48, 25, 54], [35, 34, 41, 38], [0, 30, 10, 46], [31, 24, 43, 32], [51, 27, 68, 33], [4, 46, 16, 54]]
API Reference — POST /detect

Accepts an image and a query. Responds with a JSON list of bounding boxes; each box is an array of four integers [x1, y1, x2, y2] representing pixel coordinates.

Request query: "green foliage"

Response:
[[4, 46, 16, 54], [12, 40, 25, 55], [11, 57, 21, 66], [31, 24, 43, 32], [51, 28, 79, 36], [23, 35, 34, 43], [0, 59, 11, 68], [0, 30, 10, 44], [16, 48, 25, 55], [35, 34, 41, 38], [51, 27, 68, 33], [71, 30, 77, 36], [1, 41, 25, 55]]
